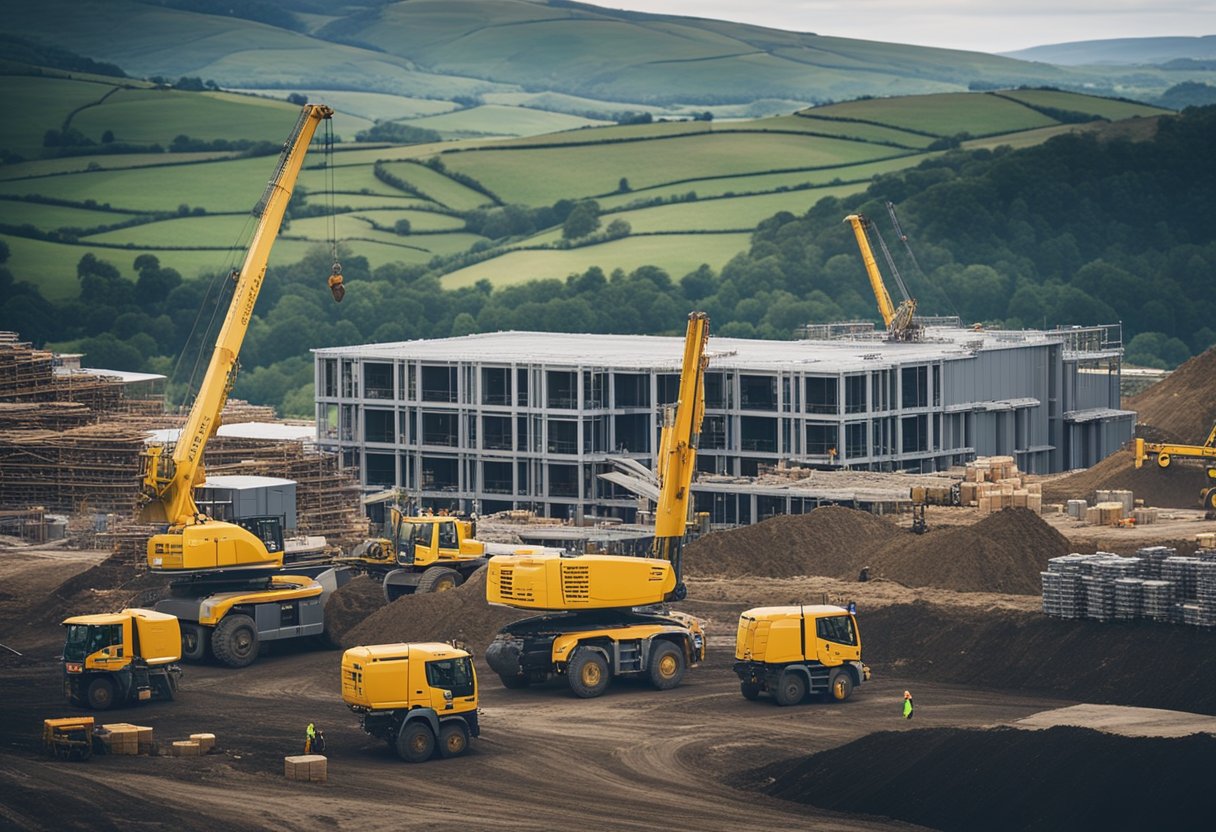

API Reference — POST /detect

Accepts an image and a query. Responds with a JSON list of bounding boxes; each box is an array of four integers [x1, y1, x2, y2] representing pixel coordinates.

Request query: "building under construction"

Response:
[[314, 322, 1133, 523]]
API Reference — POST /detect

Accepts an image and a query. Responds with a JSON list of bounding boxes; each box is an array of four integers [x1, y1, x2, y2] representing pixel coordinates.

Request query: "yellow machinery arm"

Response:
[[486, 312, 710, 610], [1134, 424, 1216, 469], [844, 213, 918, 338], [139, 104, 334, 571]]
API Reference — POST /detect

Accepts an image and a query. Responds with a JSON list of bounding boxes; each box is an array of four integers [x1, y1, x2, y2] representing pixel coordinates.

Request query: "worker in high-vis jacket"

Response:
[[902, 690, 914, 719], [305, 721, 316, 753]]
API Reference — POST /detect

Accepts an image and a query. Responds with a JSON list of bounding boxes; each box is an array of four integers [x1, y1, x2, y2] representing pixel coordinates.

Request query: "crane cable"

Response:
[[883, 200, 963, 322]]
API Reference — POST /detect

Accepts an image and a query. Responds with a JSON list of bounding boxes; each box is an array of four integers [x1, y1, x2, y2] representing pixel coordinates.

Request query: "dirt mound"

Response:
[[685, 506, 900, 580], [876, 508, 1071, 595], [863, 600, 1216, 714], [1130, 345, 1216, 443], [1041, 449, 1208, 508], [43, 552, 168, 624], [323, 575, 385, 645], [754, 726, 1215, 832], [343, 567, 525, 651]]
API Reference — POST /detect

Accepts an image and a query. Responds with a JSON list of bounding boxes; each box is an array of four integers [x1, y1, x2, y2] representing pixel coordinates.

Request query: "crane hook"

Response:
[[328, 261, 345, 303]]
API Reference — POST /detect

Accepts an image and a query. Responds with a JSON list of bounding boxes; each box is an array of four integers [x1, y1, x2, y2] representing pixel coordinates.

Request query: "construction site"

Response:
[[1, 323, 1215, 830], [2, 108, 1214, 831]]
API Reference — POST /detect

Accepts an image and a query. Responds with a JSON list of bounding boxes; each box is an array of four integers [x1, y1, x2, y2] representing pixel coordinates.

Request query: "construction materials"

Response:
[[1042, 549, 1216, 627], [961, 456, 1043, 514], [342, 642, 479, 762], [43, 717, 95, 761], [733, 605, 870, 705], [284, 754, 328, 782], [190, 732, 215, 753], [172, 740, 201, 757], [61, 608, 182, 709]]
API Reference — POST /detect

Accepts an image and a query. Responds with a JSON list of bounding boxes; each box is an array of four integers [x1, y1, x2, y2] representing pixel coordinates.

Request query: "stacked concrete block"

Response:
[[1162, 557, 1201, 600], [284, 754, 328, 783], [1137, 546, 1176, 579], [1096, 489, 1134, 514], [1114, 578, 1144, 619], [1141, 580, 1177, 622], [1066, 499, 1088, 519], [190, 733, 216, 754], [1131, 507, 1158, 525]]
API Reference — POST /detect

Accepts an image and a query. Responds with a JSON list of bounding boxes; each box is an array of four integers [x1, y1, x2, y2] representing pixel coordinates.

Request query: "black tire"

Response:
[[416, 566, 462, 594], [438, 722, 470, 759], [567, 647, 610, 699], [210, 613, 259, 668], [153, 674, 176, 701], [86, 677, 116, 710], [498, 673, 531, 689], [774, 671, 807, 707], [396, 721, 435, 763], [647, 641, 686, 691], [180, 622, 207, 662], [828, 669, 854, 702], [740, 680, 762, 701], [1204, 488, 1216, 511]]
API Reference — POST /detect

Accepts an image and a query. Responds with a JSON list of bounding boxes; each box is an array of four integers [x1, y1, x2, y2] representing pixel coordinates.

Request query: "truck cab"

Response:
[[62, 608, 182, 710], [733, 605, 870, 706], [350, 510, 492, 601], [342, 642, 479, 762]]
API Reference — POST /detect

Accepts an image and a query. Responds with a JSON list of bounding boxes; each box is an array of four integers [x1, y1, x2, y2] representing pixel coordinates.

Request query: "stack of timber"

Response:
[[959, 456, 1041, 513], [0, 423, 146, 514]]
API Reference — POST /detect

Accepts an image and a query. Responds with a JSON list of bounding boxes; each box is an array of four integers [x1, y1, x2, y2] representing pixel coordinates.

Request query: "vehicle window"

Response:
[[413, 522, 435, 549], [438, 521, 458, 549], [815, 615, 856, 646], [425, 657, 475, 698]]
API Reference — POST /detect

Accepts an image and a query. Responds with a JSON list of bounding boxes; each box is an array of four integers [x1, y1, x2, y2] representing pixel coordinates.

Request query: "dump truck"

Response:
[[61, 608, 182, 710], [342, 642, 479, 762], [732, 605, 870, 705]]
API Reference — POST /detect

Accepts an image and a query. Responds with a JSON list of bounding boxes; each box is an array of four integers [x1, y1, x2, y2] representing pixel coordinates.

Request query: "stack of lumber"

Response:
[[0, 423, 146, 513], [284, 754, 328, 783], [99, 723, 152, 755], [959, 456, 1041, 513]]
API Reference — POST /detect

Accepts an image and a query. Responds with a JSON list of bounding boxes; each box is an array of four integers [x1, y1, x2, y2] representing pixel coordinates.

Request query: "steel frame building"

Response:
[[313, 323, 1132, 524]]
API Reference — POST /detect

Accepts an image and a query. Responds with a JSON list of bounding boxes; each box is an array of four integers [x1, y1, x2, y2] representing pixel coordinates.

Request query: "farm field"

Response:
[[398, 104, 609, 138], [1, 88, 1173, 295]]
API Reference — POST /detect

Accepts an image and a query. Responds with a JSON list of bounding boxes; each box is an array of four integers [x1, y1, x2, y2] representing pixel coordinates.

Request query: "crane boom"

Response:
[[486, 312, 710, 610], [844, 213, 919, 340], [140, 104, 334, 572]]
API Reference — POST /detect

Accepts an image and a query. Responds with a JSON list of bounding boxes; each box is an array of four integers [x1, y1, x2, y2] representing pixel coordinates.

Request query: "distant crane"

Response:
[[844, 203, 922, 342]]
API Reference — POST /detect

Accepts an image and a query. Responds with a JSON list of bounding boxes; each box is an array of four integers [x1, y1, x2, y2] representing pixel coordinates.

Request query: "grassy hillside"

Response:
[[1003, 36, 1216, 67], [1, 88, 1170, 298]]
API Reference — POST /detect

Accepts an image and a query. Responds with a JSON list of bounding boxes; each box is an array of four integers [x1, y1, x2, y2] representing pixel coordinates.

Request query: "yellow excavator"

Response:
[[845, 209, 921, 342], [140, 104, 350, 667], [483, 312, 709, 697], [1133, 423, 1216, 511]]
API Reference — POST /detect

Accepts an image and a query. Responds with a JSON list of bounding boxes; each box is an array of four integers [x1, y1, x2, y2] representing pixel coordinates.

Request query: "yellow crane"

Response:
[[483, 312, 710, 697], [139, 104, 346, 667], [844, 210, 920, 341], [1133, 423, 1216, 511]]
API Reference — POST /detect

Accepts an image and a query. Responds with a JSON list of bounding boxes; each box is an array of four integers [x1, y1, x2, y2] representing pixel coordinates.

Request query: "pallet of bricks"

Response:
[[1041, 545, 1216, 626], [958, 456, 1041, 514]]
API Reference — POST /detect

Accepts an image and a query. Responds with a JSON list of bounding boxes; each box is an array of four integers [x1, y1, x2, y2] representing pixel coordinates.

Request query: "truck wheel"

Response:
[[417, 567, 462, 593], [211, 614, 259, 668], [153, 674, 176, 702], [86, 677, 116, 710], [438, 722, 469, 758], [498, 673, 530, 689], [774, 671, 806, 707], [828, 669, 854, 702], [180, 622, 208, 662], [647, 641, 685, 690], [396, 721, 435, 763], [567, 648, 610, 699], [740, 680, 762, 701]]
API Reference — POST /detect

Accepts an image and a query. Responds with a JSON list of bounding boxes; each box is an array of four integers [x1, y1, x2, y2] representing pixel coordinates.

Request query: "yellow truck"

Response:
[[61, 608, 182, 710], [342, 642, 479, 762], [732, 605, 870, 705]]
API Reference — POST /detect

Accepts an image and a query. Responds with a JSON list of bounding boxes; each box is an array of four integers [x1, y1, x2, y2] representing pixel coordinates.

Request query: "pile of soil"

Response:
[[685, 506, 901, 580], [342, 567, 525, 651], [43, 553, 168, 624], [754, 726, 1216, 832], [687, 505, 1067, 596], [1130, 345, 1216, 443], [1040, 448, 1208, 508], [876, 508, 1071, 595], [322, 575, 385, 645], [863, 600, 1216, 714]]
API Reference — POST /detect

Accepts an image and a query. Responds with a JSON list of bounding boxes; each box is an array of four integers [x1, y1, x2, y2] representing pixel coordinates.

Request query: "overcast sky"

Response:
[[587, 1, 1215, 54]]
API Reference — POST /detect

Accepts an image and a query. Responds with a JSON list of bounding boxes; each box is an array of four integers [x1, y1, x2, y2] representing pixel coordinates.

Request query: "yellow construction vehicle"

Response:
[[349, 510, 497, 601], [1133, 425, 1216, 511], [733, 605, 870, 705], [483, 312, 709, 697], [342, 642, 479, 762], [61, 608, 182, 710], [845, 209, 921, 341], [138, 104, 352, 667]]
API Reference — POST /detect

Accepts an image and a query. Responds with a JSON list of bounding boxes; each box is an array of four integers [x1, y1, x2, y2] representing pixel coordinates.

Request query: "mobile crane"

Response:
[[845, 210, 921, 342], [1133, 423, 1216, 511], [483, 312, 709, 697], [139, 104, 350, 667]]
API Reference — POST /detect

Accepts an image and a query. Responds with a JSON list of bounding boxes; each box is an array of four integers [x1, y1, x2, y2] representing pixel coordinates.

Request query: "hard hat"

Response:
[[903, 690, 911, 698]]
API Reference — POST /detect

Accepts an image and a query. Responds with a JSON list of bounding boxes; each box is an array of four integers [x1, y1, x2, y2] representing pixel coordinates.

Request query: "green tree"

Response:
[[562, 202, 600, 240], [394, 218, 412, 236]]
